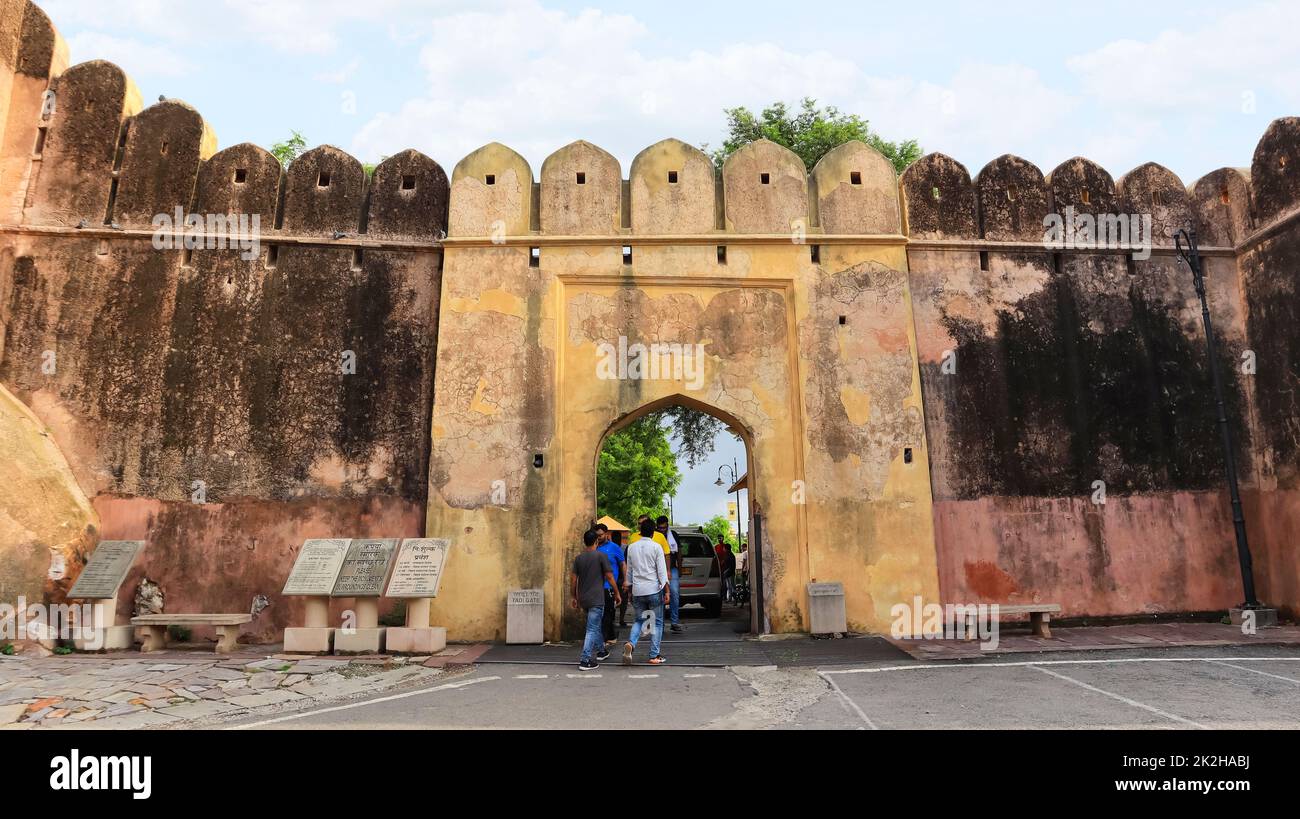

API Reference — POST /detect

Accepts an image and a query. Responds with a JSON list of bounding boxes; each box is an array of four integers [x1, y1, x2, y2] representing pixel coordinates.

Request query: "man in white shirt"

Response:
[[622, 519, 670, 665]]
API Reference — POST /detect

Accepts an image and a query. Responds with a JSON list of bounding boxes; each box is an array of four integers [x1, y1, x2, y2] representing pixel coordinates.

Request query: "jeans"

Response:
[[581, 605, 604, 662], [722, 572, 735, 602], [628, 593, 664, 658], [669, 566, 680, 625], [602, 588, 618, 642]]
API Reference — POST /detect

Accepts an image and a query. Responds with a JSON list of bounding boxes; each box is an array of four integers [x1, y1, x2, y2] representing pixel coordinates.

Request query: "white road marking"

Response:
[[629, 674, 659, 679], [566, 673, 602, 679], [821, 657, 1300, 675], [514, 674, 550, 679], [683, 673, 717, 679], [817, 671, 876, 730], [1206, 660, 1300, 684], [227, 675, 501, 729], [1030, 665, 1207, 729]]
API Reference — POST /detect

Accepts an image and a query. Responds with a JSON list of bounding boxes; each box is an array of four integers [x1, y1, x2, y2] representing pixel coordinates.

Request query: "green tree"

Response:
[[707, 97, 921, 175], [270, 130, 308, 167], [701, 515, 737, 550], [597, 416, 682, 529]]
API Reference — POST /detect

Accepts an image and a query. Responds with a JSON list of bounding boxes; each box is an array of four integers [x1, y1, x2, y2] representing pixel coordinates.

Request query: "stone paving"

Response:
[[887, 621, 1300, 660], [0, 650, 446, 729]]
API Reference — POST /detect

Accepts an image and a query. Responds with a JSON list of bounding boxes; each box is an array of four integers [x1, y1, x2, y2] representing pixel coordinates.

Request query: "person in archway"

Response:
[[656, 516, 684, 633], [716, 538, 736, 604], [623, 518, 669, 665], [571, 529, 619, 671], [594, 523, 625, 645]]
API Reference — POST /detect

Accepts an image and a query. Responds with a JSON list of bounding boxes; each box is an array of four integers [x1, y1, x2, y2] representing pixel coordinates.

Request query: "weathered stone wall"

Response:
[[0, 1, 447, 640], [902, 134, 1297, 619], [2, 0, 1297, 642], [428, 135, 939, 640]]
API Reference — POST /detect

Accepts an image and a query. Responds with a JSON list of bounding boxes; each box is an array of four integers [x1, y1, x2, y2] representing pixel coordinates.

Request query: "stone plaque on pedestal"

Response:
[[507, 588, 544, 644], [282, 539, 351, 596], [385, 538, 451, 598], [67, 541, 143, 600], [331, 538, 399, 597]]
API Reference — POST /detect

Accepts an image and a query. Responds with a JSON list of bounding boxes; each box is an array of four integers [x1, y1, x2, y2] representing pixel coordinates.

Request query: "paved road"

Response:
[[220, 645, 1300, 730]]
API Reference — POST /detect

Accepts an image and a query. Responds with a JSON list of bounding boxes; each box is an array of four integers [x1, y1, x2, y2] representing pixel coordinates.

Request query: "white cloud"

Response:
[[66, 32, 195, 78]]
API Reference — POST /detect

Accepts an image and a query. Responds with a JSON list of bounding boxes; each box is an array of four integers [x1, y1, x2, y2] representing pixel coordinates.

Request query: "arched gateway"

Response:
[[424, 138, 942, 641]]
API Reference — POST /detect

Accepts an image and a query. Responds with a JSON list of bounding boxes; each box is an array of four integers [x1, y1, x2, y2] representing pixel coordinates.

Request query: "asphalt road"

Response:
[[220, 644, 1300, 730]]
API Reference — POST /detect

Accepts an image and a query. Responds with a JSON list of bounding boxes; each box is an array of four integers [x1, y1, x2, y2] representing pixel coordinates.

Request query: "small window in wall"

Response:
[[352, 248, 364, 270], [838, 315, 847, 326], [318, 171, 331, 188], [623, 245, 633, 265], [931, 186, 941, 201], [1220, 189, 1231, 206], [182, 248, 194, 268], [401, 175, 416, 190], [529, 247, 540, 268], [979, 251, 989, 272], [717, 245, 727, 264], [850, 171, 862, 185], [234, 168, 247, 184], [904, 447, 914, 464], [810, 244, 821, 264], [265, 245, 279, 268], [1081, 189, 1091, 205], [668, 171, 679, 184], [485, 174, 496, 186], [34, 127, 48, 156], [760, 172, 771, 185], [576, 172, 586, 185]]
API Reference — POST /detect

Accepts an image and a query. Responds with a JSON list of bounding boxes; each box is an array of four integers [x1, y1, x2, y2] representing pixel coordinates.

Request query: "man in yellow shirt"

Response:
[[639, 514, 670, 556]]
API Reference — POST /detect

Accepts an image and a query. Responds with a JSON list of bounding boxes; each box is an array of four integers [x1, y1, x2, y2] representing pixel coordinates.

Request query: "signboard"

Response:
[[281, 539, 351, 596], [67, 541, 143, 599], [508, 589, 543, 606], [385, 538, 451, 599], [331, 538, 399, 597]]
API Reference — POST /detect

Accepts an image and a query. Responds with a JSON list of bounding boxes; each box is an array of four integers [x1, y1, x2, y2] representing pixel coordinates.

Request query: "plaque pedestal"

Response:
[[284, 596, 334, 654], [334, 597, 386, 654], [507, 589, 544, 644], [73, 596, 135, 652], [386, 598, 446, 654]]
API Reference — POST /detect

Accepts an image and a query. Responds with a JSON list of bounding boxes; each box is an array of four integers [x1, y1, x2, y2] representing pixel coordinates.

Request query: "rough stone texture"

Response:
[[447, 142, 532, 237], [1250, 117, 1300, 227], [367, 149, 449, 242], [629, 138, 715, 235], [0, 383, 97, 605], [900, 153, 978, 239], [0, 0, 67, 223], [722, 139, 808, 234], [112, 99, 216, 229], [280, 144, 365, 235], [812, 140, 901, 235], [1189, 168, 1253, 247], [22, 59, 141, 226], [975, 155, 1050, 241], [540, 140, 621, 235]]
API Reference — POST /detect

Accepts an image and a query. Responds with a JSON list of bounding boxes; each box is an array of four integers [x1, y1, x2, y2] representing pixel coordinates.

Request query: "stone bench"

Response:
[[130, 614, 253, 654], [962, 603, 1061, 639]]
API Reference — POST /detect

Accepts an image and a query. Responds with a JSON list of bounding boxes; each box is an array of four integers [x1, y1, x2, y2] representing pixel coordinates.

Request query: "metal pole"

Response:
[[1175, 227, 1261, 609], [733, 458, 744, 547]]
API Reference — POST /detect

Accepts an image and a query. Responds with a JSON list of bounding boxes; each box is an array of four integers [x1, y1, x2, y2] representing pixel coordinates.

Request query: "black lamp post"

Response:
[[1174, 226, 1263, 611], [714, 460, 744, 545]]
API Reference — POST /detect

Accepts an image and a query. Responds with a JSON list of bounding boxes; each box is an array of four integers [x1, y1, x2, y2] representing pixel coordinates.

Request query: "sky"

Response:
[[669, 428, 749, 534], [39, 0, 1300, 185]]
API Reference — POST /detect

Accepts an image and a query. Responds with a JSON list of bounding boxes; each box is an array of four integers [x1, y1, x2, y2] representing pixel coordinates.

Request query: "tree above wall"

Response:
[[706, 97, 921, 174]]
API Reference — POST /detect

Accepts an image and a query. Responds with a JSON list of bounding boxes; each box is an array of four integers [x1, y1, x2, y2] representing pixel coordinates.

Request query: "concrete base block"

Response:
[[333, 627, 386, 655], [284, 627, 334, 654], [1230, 607, 1279, 629], [386, 627, 446, 654], [72, 625, 135, 652]]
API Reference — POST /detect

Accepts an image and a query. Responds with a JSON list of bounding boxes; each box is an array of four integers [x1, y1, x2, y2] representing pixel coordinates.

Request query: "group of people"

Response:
[[569, 515, 749, 670]]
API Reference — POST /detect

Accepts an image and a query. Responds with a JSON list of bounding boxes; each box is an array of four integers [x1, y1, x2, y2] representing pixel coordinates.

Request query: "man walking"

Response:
[[623, 519, 669, 665], [657, 516, 684, 633], [571, 529, 619, 670], [594, 523, 625, 644]]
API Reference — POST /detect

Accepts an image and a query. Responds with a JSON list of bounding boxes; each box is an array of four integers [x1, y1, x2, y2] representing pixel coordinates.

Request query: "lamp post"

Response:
[[1174, 227, 1271, 622], [714, 459, 744, 546]]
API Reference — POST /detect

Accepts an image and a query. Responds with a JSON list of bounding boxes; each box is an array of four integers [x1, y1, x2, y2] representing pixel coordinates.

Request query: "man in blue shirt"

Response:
[[595, 523, 626, 645]]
